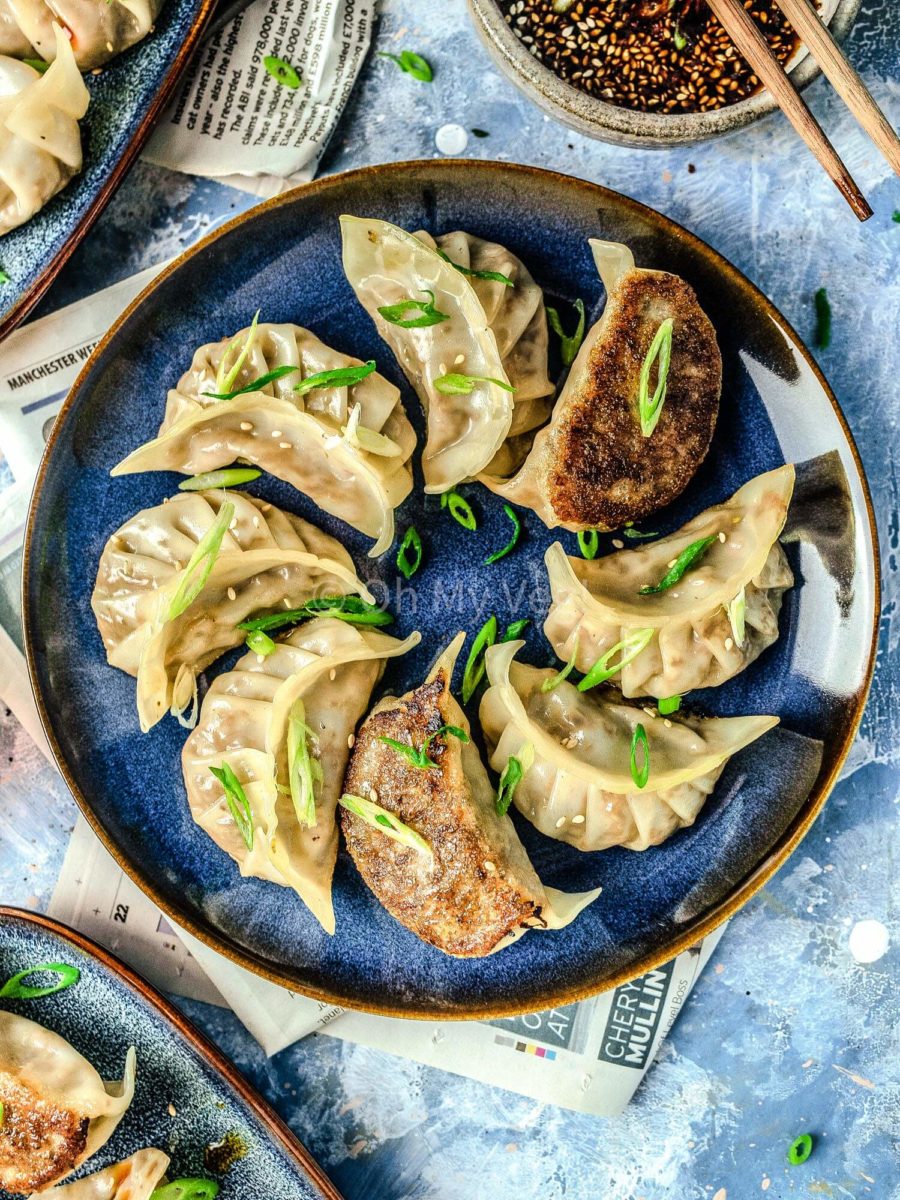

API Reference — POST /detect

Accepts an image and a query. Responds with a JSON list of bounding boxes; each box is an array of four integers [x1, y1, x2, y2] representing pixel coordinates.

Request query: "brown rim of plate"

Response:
[[0, 0, 219, 344], [0, 905, 346, 1200], [21, 159, 881, 1021]]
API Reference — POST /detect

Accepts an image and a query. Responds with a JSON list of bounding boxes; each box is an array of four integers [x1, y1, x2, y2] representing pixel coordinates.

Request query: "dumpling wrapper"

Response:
[[341, 633, 599, 957], [112, 323, 415, 557], [29, 1148, 170, 1199], [182, 617, 420, 932], [480, 239, 721, 531], [544, 465, 795, 699], [341, 216, 553, 492], [91, 490, 370, 732], [0, 25, 88, 235], [480, 640, 778, 852], [0, 0, 164, 68], [0, 1011, 136, 1194]]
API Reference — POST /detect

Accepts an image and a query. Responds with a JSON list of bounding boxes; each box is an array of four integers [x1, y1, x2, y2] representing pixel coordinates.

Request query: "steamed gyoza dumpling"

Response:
[[0, 0, 164, 68], [341, 634, 599, 956], [0, 25, 88, 236], [340, 216, 554, 493], [0, 1011, 136, 1193], [92, 490, 371, 732], [480, 239, 721, 531], [544, 466, 795, 700], [182, 617, 419, 932], [480, 640, 777, 851], [112, 322, 415, 557], [32, 1149, 170, 1198]]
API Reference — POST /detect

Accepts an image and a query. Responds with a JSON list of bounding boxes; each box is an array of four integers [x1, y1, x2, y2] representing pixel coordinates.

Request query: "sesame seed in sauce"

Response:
[[496, 0, 805, 115]]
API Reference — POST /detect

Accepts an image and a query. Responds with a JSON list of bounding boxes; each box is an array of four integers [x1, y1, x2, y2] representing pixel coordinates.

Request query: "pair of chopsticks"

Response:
[[704, 0, 900, 221]]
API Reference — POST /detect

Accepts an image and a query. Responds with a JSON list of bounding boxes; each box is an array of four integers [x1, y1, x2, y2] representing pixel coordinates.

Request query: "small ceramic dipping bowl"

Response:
[[468, 0, 861, 147]]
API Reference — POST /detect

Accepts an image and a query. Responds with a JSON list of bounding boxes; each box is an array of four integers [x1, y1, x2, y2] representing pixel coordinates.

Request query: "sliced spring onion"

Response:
[[0, 962, 80, 999], [638, 317, 674, 438], [294, 360, 376, 395], [546, 298, 586, 367], [23, 57, 50, 72], [287, 698, 321, 828], [541, 639, 579, 693], [341, 402, 402, 456], [639, 534, 718, 595], [238, 596, 392, 633], [658, 695, 681, 716], [578, 628, 654, 691], [726, 585, 746, 647], [434, 372, 514, 395], [495, 743, 535, 817], [435, 248, 513, 287], [178, 468, 261, 491], [0, 269, 9, 285], [0, 1101, 4, 1125], [216, 311, 259, 394], [485, 504, 521, 565], [673, 24, 687, 50], [378, 290, 448, 328], [630, 724, 650, 789], [379, 723, 469, 771], [202, 364, 299, 401], [396, 526, 423, 579], [246, 629, 275, 656], [814, 288, 831, 349], [166, 501, 234, 622], [209, 762, 253, 850], [441, 489, 477, 531], [339, 793, 432, 854], [501, 618, 530, 642], [623, 526, 659, 540], [150, 1180, 220, 1200], [462, 615, 497, 703], [263, 55, 302, 88], [787, 1133, 814, 1166], [577, 529, 599, 559], [377, 49, 433, 82]]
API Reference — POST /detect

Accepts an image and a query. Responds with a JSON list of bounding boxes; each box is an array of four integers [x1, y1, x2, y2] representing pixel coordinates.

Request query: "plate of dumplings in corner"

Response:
[[23, 159, 879, 1019]]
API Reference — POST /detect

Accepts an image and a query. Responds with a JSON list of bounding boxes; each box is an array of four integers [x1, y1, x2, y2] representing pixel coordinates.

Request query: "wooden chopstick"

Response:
[[705, 0, 872, 221], [774, 0, 900, 176]]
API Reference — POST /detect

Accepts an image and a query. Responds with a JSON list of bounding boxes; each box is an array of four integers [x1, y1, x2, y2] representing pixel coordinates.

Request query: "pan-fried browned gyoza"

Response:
[[341, 635, 599, 957], [481, 239, 722, 531], [0, 1073, 89, 1192]]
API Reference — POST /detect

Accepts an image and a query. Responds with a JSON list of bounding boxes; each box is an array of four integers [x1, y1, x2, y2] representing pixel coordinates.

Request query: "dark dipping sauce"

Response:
[[496, 0, 806, 114]]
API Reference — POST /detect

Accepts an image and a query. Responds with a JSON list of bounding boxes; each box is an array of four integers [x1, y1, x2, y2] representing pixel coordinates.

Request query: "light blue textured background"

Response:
[[2, 1, 898, 1197]]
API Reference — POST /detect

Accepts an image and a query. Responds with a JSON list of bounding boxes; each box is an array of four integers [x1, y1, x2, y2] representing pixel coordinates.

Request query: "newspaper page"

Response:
[[0, 273, 727, 1116], [144, 0, 375, 197]]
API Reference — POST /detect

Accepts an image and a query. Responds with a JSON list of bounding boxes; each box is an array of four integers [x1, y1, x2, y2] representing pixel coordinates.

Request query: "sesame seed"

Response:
[[571, 814, 585, 824], [227, 587, 236, 600], [484, 860, 497, 873], [279, 441, 291, 449], [664, 718, 673, 728], [348, 734, 355, 749], [167, 1103, 177, 1117], [612, 538, 625, 549], [724, 637, 734, 651], [240, 421, 253, 431], [555, 816, 567, 827], [719, 531, 727, 542], [271, 430, 282, 438], [329, 668, 337, 681]]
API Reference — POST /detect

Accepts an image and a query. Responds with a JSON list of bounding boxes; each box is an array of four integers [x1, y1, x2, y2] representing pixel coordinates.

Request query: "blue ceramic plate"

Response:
[[0, 906, 343, 1199], [0, 0, 216, 340], [23, 161, 879, 1018]]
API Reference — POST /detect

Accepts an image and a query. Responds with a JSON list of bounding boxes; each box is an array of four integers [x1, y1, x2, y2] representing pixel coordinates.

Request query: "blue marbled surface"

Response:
[[2, 0, 898, 1197]]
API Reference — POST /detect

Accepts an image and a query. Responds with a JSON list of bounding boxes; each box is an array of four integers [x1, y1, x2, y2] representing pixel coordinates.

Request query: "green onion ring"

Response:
[[0, 963, 80, 999], [630, 724, 650, 789]]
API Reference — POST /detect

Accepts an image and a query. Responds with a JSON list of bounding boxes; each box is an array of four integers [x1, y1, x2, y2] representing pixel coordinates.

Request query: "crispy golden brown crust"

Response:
[[341, 671, 540, 957], [0, 1072, 88, 1193], [548, 269, 721, 529]]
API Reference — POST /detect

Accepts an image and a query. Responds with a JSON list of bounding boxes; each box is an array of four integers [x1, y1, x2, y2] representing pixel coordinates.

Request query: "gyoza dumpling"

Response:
[[544, 465, 795, 699], [31, 1149, 170, 1198], [479, 640, 777, 851], [92, 490, 371, 732], [0, 0, 164, 68], [112, 322, 415, 558], [0, 1011, 136, 1193], [0, 25, 88, 236], [182, 617, 419, 932], [480, 239, 721, 530], [340, 634, 599, 956], [340, 216, 553, 493]]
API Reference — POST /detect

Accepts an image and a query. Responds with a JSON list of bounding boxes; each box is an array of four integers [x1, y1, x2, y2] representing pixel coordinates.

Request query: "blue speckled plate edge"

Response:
[[21, 160, 881, 1019], [0, 905, 346, 1200], [0, 0, 218, 342]]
